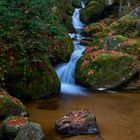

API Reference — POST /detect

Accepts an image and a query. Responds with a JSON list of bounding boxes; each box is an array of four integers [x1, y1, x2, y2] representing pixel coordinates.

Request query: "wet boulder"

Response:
[[0, 89, 27, 118], [55, 109, 99, 135], [14, 122, 45, 140], [80, 1, 105, 24], [2, 116, 28, 140], [75, 50, 140, 90], [5, 61, 60, 100]]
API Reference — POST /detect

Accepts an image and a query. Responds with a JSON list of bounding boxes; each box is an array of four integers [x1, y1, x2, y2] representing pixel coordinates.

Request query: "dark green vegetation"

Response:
[[0, 0, 74, 99]]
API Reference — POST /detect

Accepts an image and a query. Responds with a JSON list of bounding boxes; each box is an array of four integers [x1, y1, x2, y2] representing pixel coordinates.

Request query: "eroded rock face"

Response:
[[55, 109, 99, 135], [0, 89, 27, 118], [2, 116, 28, 140], [14, 122, 45, 140]]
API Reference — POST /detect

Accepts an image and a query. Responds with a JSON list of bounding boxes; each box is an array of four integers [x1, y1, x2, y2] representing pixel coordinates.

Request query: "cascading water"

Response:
[[108, 0, 113, 5], [56, 2, 88, 95]]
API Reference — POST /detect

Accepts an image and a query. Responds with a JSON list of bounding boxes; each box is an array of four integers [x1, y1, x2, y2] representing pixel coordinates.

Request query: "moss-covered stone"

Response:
[[2, 116, 28, 140], [14, 122, 45, 140], [0, 89, 27, 118], [86, 12, 140, 39], [85, 35, 140, 60], [108, 15, 140, 38], [85, 0, 111, 6], [72, 0, 82, 8], [82, 19, 112, 37], [80, 1, 105, 23], [75, 50, 140, 89], [5, 61, 60, 100]]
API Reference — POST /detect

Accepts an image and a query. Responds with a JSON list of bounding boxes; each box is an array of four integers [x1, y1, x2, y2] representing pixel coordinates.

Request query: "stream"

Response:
[[56, 3, 88, 95], [26, 1, 140, 140]]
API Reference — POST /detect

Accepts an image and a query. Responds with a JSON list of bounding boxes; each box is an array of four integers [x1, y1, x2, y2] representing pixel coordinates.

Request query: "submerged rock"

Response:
[[14, 122, 45, 140], [0, 89, 27, 118], [2, 116, 28, 140], [55, 109, 99, 135], [75, 50, 140, 89]]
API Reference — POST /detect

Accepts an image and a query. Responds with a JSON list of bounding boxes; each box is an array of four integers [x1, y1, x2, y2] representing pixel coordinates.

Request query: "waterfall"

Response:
[[56, 2, 88, 95], [108, 0, 113, 5]]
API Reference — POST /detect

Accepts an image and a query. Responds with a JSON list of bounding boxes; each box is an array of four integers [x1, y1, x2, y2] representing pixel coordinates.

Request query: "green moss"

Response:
[[5, 61, 60, 100], [75, 51, 140, 89], [80, 1, 105, 23], [85, 35, 140, 61], [72, 0, 82, 8], [0, 89, 27, 118], [108, 16, 139, 38]]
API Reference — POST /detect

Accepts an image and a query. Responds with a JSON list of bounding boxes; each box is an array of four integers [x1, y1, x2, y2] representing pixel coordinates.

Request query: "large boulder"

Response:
[[55, 109, 99, 135], [2, 116, 28, 140], [5, 61, 60, 100], [14, 122, 45, 140], [85, 35, 140, 61], [0, 89, 27, 118], [75, 50, 140, 90], [108, 15, 140, 38], [80, 1, 105, 23]]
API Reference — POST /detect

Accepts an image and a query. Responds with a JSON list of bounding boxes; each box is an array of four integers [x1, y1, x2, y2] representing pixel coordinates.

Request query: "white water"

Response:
[[72, 9, 85, 29], [56, 3, 88, 95], [108, 0, 113, 5]]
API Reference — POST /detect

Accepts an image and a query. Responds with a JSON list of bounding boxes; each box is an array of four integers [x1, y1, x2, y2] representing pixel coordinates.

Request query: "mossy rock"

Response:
[[108, 16, 140, 38], [47, 35, 74, 65], [85, 0, 110, 6], [2, 116, 28, 140], [80, 38, 93, 46], [90, 14, 140, 39], [75, 50, 140, 90], [72, 0, 82, 8], [14, 122, 45, 140], [0, 89, 27, 118], [85, 35, 140, 60], [5, 61, 60, 100], [82, 19, 112, 37], [80, 1, 105, 24]]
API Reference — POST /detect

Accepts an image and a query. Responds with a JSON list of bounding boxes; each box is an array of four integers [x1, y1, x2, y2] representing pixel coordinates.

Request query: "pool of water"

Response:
[[26, 90, 140, 140]]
